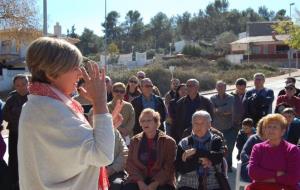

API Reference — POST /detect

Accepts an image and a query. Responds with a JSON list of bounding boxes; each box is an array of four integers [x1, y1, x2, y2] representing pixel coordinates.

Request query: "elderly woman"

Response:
[[175, 110, 225, 190], [108, 82, 135, 143], [122, 108, 176, 190], [18, 37, 115, 190], [240, 117, 267, 182], [247, 114, 300, 190]]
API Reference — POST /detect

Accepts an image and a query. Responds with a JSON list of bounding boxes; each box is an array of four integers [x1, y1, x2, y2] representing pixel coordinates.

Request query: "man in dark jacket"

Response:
[[172, 79, 214, 143], [3, 74, 29, 190], [243, 73, 274, 125], [131, 78, 166, 135]]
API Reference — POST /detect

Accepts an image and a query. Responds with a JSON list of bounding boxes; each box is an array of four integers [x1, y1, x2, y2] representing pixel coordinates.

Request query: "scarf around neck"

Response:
[[29, 82, 109, 190], [191, 131, 212, 177]]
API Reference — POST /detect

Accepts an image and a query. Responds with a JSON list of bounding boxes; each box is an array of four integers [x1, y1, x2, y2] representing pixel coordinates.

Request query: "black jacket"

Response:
[[2, 91, 28, 133], [172, 94, 214, 143], [175, 134, 224, 174]]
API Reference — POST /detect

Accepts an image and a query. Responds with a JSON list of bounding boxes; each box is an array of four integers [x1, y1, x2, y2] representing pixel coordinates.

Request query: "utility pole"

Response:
[[43, 0, 47, 36], [104, 0, 107, 71], [289, 2, 295, 76]]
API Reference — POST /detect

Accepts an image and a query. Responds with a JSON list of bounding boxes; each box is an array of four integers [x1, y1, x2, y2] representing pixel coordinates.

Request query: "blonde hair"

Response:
[[139, 108, 161, 128], [256, 117, 265, 138], [112, 82, 126, 91], [263, 114, 288, 130], [26, 37, 82, 83]]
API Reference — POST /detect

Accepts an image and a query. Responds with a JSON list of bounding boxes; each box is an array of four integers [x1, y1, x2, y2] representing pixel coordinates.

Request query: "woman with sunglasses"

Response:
[[276, 83, 300, 117], [109, 82, 135, 141], [124, 76, 141, 102]]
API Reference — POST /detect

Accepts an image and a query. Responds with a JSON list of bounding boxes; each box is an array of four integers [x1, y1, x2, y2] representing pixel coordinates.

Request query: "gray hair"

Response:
[[187, 79, 199, 87], [192, 110, 212, 123], [216, 80, 226, 87], [141, 78, 153, 86], [254, 73, 265, 80]]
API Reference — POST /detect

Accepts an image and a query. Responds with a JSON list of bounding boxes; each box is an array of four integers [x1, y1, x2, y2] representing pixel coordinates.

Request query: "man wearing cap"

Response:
[[278, 77, 300, 97], [243, 73, 274, 125], [277, 83, 300, 117]]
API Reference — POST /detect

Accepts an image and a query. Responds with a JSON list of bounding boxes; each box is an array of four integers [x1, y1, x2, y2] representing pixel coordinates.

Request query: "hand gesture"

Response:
[[112, 100, 124, 128], [182, 148, 196, 161], [147, 181, 159, 190], [199, 158, 212, 168], [80, 62, 108, 114], [137, 181, 148, 190]]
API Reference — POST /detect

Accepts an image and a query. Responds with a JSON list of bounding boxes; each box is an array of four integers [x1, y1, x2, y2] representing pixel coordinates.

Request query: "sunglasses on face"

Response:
[[129, 80, 138, 84], [113, 89, 125, 94], [285, 87, 294, 91], [143, 85, 153, 88], [186, 84, 195, 88]]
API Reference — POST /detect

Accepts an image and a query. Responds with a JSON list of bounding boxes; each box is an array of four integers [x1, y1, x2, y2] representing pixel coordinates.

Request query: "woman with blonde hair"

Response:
[[108, 82, 135, 142], [18, 37, 115, 190], [247, 114, 300, 190]]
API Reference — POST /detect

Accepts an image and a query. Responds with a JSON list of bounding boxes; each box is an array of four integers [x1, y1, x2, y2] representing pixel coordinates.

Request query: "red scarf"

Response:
[[29, 82, 109, 190]]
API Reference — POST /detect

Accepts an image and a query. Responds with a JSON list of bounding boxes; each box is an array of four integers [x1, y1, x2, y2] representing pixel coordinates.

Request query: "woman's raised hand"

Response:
[[80, 61, 108, 114]]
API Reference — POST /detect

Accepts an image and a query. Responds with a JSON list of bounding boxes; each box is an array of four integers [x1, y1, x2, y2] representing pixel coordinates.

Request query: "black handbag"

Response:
[[213, 165, 231, 190]]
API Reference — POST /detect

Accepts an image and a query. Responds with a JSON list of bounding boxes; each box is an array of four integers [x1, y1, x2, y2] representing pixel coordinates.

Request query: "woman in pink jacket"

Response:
[[247, 114, 300, 190]]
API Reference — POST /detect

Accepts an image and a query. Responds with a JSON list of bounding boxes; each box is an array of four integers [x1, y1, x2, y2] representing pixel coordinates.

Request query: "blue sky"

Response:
[[37, 0, 299, 36]]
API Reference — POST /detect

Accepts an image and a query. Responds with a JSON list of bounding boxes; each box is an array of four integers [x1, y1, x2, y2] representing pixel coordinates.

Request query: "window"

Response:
[[251, 46, 260, 54], [276, 45, 289, 54], [1, 40, 12, 54], [263, 45, 269, 54]]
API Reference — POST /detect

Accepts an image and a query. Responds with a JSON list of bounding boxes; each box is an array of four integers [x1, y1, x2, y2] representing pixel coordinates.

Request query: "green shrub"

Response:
[[182, 45, 202, 57], [216, 58, 232, 70]]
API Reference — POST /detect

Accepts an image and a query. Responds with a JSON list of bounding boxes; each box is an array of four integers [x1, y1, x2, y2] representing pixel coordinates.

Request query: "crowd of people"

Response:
[[0, 37, 300, 190]]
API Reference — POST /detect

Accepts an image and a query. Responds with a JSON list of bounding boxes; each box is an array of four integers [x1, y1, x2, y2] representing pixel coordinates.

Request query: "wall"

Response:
[[225, 54, 244, 64], [0, 68, 28, 91]]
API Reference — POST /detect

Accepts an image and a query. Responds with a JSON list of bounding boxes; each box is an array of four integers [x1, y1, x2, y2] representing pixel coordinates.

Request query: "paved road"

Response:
[[2, 71, 300, 190]]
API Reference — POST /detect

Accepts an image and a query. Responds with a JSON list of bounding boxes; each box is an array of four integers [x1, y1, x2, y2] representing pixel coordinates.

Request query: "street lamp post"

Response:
[[289, 2, 295, 76], [43, 0, 47, 36], [104, 0, 107, 71], [169, 43, 172, 56]]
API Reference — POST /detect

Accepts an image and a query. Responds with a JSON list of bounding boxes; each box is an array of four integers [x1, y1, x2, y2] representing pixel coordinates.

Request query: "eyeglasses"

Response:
[[113, 89, 125, 94], [143, 84, 153, 88], [138, 76, 145, 79], [186, 84, 195, 88], [129, 80, 138, 84], [140, 119, 154, 123]]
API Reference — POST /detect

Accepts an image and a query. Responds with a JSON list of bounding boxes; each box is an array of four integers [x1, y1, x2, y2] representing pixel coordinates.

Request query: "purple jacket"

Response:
[[249, 140, 300, 189]]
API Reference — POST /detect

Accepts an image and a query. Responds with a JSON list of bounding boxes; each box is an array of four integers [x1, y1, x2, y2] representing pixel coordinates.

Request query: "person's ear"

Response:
[[46, 73, 55, 83]]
